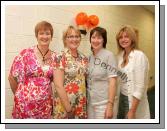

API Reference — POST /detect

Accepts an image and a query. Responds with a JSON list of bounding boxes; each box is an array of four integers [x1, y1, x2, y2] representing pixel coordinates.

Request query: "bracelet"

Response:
[[108, 100, 114, 105], [107, 101, 113, 110], [129, 108, 136, 113]]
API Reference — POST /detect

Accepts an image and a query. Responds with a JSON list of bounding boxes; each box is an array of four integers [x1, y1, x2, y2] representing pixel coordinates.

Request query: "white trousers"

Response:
[[88, 102, 107, 119]]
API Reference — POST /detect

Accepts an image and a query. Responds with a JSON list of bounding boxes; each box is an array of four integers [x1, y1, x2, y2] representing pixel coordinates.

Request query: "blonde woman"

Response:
[[52, 26, 88, 119], [116, 25, 150, 119]]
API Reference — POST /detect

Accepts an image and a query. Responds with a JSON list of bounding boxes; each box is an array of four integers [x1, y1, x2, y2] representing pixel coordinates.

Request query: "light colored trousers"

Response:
[[88, 101, 107, 119], [88, 100, 119, 119]]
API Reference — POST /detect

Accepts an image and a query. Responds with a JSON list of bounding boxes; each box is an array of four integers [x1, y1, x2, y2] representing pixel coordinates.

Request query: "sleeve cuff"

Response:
[[108, 74, 117, 78], [133, 92, 143, 100]]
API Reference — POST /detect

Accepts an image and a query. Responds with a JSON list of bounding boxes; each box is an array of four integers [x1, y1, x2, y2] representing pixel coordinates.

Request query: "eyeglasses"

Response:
[[66, 35, 81, 39]]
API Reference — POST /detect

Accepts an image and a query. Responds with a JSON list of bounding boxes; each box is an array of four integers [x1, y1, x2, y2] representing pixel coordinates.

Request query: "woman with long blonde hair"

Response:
[[116, 25, 150, 119]]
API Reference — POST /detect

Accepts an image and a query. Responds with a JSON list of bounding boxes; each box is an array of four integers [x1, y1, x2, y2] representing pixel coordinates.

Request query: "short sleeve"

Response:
[[50, 51, 58, 69], [107, 53, 118, 78], [9, 53, 25, 83], [54, 52, 66, 70]]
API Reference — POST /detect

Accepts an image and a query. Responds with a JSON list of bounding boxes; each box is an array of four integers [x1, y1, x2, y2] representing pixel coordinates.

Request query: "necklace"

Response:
[[72, 54, 78, 58], [37, 45, 49, 62], [71, 52, 78, 59]]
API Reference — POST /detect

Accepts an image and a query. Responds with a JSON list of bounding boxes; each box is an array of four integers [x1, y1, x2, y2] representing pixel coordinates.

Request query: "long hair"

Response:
[[116, 25, 138, 53]]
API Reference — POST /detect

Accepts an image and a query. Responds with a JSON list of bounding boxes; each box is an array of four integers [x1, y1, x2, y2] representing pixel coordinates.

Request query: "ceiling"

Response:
[[142, 5, 155, 13]]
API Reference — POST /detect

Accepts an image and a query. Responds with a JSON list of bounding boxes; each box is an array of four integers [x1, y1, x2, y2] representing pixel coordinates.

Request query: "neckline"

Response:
[[33, 46, 51, 67], [37, 45, 49, 62], [92, 48, 104, 58], [71, 54, 78, 58], [65, 48, 80, 59]]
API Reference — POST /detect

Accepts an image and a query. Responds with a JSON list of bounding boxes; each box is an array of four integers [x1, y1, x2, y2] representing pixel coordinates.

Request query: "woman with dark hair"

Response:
[[87, 27, 117, 119]]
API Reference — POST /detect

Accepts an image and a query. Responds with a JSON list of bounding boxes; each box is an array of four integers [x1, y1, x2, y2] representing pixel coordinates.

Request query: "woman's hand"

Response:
[[126, 96, 139, 119], [104, 103, 113, 119], [126, 109, 136, 119], [8, 74, 18, 94], [66, 108, 75, 119]]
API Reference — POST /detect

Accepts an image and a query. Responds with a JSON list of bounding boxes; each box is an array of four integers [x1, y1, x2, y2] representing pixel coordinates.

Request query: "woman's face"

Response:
[[119, 32, 132, 49], [91, 32, 103, 51], [65, 29, 81, 50], [37, 29, 52, 46]]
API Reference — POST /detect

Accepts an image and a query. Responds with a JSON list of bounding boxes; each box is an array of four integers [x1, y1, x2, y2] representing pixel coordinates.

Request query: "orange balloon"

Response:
[[75, 12, 88, 25], [85, 19, 92, 29], [87, 15, 99, 27]]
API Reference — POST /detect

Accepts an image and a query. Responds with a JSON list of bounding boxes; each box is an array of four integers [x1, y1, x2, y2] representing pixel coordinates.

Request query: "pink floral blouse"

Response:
[[10, 46, 56, 119]]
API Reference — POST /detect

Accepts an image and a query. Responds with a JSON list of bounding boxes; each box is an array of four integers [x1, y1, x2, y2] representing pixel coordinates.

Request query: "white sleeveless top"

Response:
[[119, 64, 129, 96]]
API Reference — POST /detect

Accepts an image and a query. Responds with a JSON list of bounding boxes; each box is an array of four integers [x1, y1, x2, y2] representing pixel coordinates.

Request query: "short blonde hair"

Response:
[[116, 25, 138, 53], [35, 21, 53, 38], [62, 25, 81, 47]]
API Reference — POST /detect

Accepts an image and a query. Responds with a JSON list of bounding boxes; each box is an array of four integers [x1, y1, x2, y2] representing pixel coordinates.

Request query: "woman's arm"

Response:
[[53, 69, 73, 114], [8, 50, 26, 95], [127, 52, 149, 119], [105, 77, 117, 119], [126, 96, 139, 119], [8, 74, 18, 94]]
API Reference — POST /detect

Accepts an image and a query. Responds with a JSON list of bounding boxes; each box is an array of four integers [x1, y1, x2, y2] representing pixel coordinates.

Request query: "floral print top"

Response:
[[52, 48, 88, 119], [10, 46, 56, 119]]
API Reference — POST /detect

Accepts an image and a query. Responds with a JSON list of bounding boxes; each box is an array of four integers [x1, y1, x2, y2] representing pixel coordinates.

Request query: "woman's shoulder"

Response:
[[103, 49, 115, 57], [50, 50, 58, 60], [132, 50, 149, 66], [19, 46, 34, 56], [51, 49, 57, 53], [132, 50, 149, 68], [54, 49, 68, 61], [78, 50, 88, 59], [132, 49, 147, 58], [59, 49, 68, 58], [101, 48, 112, 54], [59, 48, 70, 56]]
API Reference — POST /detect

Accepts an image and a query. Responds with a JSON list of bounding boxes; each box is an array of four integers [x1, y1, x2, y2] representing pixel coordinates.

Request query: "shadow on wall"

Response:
[[147, 86, 155, 119]]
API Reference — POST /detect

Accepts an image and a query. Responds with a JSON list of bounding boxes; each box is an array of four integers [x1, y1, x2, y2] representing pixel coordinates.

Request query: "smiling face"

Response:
[[118, 31, 132, 50], [90, 31, 104, 51], [65, 29, 81, 50], [37, 29, 52, 46], [116, 26, 138, 52], [35, 21, 53, 47]]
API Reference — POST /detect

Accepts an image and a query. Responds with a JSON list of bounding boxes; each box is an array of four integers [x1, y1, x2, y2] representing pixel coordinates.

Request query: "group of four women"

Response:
[[8, 21, 150, 119]]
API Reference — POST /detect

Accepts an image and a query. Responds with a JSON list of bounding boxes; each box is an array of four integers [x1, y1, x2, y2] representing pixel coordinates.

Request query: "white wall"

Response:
[[5, 5, 155, 118]]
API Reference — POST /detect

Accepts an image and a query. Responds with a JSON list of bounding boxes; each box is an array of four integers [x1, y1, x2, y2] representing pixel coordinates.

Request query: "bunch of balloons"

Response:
[[75, 12, 99, 30]]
